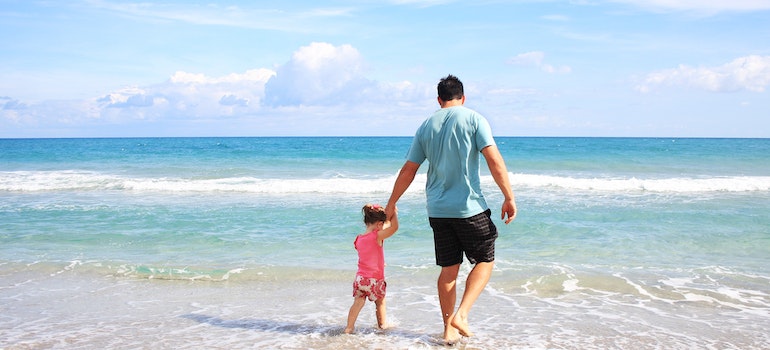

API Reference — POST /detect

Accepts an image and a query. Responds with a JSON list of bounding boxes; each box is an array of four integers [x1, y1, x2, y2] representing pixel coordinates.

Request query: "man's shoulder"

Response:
[[451, 106, 485, 120], [454, 105, 478, 112]]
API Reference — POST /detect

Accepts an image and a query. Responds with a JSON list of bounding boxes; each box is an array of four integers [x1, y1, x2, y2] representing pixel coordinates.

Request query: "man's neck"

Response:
[[439, 97, 465, 108]]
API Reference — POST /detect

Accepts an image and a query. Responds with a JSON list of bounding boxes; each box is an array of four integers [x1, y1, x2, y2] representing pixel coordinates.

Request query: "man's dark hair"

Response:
[[437, 74, 464, 101]]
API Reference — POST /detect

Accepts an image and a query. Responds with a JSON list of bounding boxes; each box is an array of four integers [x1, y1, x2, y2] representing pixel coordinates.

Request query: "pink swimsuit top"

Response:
[[354, 229, 385, 280]]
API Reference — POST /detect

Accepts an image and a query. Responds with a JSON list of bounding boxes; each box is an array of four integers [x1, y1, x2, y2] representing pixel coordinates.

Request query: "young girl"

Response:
[[344, 203, 399, 334]]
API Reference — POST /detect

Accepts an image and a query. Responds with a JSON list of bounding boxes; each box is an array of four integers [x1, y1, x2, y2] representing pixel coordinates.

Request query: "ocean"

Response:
[[1, 137, 768, 349]]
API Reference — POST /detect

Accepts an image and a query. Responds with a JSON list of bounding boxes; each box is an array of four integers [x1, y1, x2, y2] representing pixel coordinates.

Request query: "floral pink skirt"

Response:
[[352, 274, 387, 301]]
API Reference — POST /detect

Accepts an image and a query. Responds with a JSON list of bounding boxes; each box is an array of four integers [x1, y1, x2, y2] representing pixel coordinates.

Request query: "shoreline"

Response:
[[2, 267, 768, 349]]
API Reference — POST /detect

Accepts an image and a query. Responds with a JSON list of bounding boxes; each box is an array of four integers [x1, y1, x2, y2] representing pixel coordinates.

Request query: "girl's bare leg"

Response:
[[374, 297, 387, 329], [345, 297, 366, 334]]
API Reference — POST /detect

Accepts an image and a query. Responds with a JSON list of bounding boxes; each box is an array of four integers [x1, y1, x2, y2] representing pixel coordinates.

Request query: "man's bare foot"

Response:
[[343, 327, 354, 334], [443, 318, 460, 344], [450, 313, 474, 337], [443, 330, 460, 344]]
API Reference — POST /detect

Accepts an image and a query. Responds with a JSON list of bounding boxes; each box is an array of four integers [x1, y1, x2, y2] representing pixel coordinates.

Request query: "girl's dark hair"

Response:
[[362, 204, 386, 224], [437, 74, 464, 101]]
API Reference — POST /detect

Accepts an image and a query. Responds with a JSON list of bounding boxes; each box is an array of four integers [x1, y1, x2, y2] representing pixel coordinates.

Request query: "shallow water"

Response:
[[1, 137, 769, 349]]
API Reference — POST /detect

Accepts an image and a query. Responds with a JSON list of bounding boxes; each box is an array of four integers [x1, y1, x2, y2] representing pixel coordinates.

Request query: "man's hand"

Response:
[[385, 204, 398, 221], [501, 199, 517, 224]]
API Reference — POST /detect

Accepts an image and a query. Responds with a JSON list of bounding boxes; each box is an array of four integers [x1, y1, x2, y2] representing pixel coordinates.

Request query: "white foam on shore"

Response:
[[510, 173, 770, 193], [2, 264, 769, 349], [3, 170, 769, 194]]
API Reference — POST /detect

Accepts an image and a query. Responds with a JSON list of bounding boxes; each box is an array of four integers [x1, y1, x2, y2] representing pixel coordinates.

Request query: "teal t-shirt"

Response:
[[406, 105, 496, 218]]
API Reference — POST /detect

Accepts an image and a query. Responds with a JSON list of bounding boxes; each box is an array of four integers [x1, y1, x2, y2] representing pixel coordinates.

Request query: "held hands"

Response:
[[385, 204, 398, 221]]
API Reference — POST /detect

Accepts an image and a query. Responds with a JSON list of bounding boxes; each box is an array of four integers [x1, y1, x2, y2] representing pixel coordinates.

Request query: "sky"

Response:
[[1, 0, 769, 138]]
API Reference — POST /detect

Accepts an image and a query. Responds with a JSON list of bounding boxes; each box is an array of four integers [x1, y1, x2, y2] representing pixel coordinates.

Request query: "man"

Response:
[[385, 74, 516, 343]]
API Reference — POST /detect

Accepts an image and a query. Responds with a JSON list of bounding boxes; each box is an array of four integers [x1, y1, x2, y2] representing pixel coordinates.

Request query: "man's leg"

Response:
[[450, 261, 494, 337], [438, 264, 460, 342]]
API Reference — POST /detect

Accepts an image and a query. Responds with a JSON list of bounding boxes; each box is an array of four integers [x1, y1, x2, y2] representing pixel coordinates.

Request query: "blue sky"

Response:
[[1, 0, 769, 138]]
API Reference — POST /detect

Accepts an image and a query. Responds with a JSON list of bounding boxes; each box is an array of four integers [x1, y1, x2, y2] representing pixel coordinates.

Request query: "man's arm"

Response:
[[385, 161, 420, 220], [481, 145, 517, 224]]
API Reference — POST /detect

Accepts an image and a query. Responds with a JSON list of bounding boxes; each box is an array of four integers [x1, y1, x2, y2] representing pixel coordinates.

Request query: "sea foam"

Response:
[[2, 170, 769, 194]]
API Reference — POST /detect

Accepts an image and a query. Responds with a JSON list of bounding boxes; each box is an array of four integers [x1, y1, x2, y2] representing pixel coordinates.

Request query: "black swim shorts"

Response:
[[429, 209, 498, 267]]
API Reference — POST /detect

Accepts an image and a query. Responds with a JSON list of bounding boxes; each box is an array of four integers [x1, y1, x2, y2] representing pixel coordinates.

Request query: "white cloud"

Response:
[[169, 69, 275, 85], [83, 1, 354, 33], [390, 0, 458, 7], [92, 68, 276, 121], [610, 0, 770, 14], [219, 94, 248, 107], [1, 96, 26, 110], [541, 14, 570, 21], [636, 55, 770, 93], [0, 42, 433, 136], [1, 96, 26, 123], [263, 42, 375, 107], [507, 51, 572, 74]]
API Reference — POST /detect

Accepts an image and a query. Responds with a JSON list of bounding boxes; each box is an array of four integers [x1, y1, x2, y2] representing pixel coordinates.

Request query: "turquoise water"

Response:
[[1, 137, 769, 349]]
